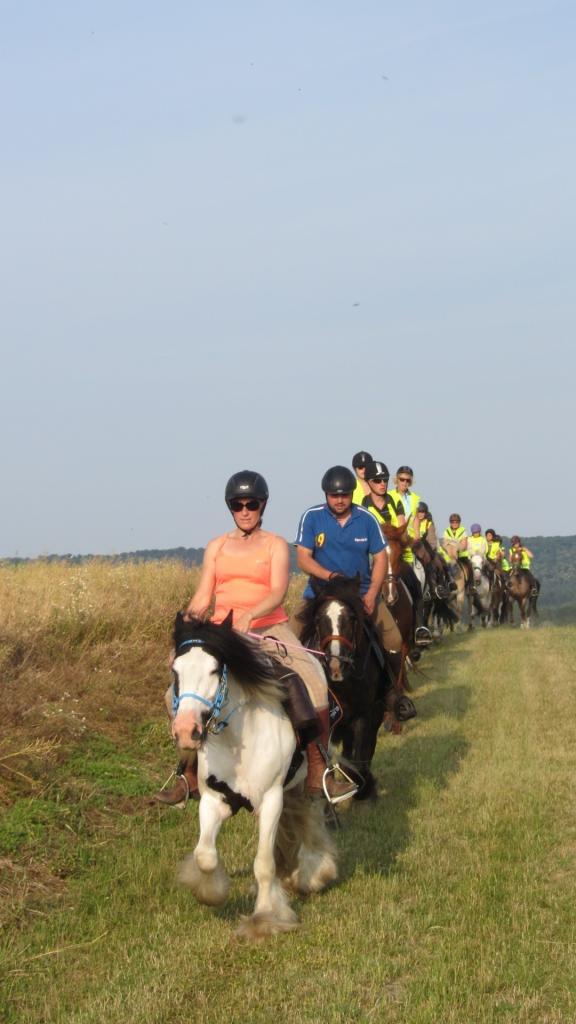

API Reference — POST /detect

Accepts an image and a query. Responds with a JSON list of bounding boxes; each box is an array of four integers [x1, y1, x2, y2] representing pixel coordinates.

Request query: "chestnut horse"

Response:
[[507, 550, 539, 628], [381, 522, 423, 658]]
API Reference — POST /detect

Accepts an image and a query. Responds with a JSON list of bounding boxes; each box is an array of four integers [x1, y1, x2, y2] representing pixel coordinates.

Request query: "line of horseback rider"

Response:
[[155, 458, 539, 809], [350, 450, 540, 622]]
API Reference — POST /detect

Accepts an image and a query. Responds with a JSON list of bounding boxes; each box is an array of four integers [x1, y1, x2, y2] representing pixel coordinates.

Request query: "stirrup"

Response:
[[155, 769, 190, 808], [322, 763, 359, 805], [415, 626, 433, 646]]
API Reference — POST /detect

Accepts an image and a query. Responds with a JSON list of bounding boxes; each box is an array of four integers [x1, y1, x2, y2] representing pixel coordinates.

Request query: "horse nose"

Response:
[[327, 656, 344, 682], [172, 715, 203, 749]]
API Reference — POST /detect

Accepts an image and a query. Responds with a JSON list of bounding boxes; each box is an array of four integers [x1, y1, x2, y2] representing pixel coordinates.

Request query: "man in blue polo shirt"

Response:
[[295, 465, 403, 659]]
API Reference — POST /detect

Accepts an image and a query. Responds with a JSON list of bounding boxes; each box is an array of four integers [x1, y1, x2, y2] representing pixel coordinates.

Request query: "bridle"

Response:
[[315, 600, 360, 674], [171, 638, 246, 737]]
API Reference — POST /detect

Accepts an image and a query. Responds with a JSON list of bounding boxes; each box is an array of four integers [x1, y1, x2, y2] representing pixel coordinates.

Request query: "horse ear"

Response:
[[311, 577, 325, 596], [174, 610, 185, 644], [221, 609, 234, 630], [353, 573, 361, 591]]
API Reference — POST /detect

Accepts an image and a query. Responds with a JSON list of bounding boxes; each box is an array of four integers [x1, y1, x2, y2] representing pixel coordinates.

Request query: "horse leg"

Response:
[[177, 792, 231, 906], [237, 784, 298, 939], [349, 714, 378, 800], [278, 786, 338, 896]]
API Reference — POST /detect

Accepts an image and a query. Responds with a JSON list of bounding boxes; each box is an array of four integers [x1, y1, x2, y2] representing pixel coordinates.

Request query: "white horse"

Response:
[[440, 541, 468, 628], [170, 612, 337, 939], [468, 552, 492, 628]]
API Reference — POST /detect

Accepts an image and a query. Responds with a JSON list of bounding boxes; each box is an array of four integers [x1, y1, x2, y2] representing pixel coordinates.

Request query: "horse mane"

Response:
[[381, 522, 409, 544], [295, 577, 366, 648], [173, 614, 285, 703]]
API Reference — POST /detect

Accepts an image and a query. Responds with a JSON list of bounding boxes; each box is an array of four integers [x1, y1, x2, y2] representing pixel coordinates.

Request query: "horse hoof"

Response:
[[235, 910, 298, 940]]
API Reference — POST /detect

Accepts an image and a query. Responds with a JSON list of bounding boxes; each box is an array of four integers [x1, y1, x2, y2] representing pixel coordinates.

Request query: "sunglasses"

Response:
[[229, 498, 261, 512], [371, 476, 389, 483], [398, 477, 412, 483]]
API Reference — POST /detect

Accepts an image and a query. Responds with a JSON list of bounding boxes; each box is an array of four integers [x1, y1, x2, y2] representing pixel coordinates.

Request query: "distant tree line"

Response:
[[2, 536, 574, 607]]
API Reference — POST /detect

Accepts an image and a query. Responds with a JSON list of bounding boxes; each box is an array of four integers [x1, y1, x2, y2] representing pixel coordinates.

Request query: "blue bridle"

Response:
[[172, 638, 242, 735]]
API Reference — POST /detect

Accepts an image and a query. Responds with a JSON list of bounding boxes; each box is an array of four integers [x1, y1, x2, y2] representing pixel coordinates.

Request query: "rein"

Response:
[[172, 638, 246, 736]]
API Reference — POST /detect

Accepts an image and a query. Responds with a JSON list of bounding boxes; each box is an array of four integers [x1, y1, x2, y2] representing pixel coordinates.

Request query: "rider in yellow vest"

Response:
[[440, 514, 473, 590], [485, 529, 510, 572], [509, 535, 539, 597], [351, 450, 373, 506], [388, 466, 421, 566], [414, 501, 438, 549], [509, 535, 533, 569], [366, 462, 431, 646], [441, 515, 468, 559], [466, 524, 488, 558]]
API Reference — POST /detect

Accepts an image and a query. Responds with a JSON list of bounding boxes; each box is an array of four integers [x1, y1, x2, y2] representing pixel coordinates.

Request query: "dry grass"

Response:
[[1, 562, 575, 1023]]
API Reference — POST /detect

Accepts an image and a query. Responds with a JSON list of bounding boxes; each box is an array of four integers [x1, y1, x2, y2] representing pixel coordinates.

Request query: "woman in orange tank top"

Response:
[[155, 470, 356, 806]]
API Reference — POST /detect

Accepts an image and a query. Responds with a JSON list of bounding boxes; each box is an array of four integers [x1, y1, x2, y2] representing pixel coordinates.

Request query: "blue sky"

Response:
[[2, 1, 574, 556]]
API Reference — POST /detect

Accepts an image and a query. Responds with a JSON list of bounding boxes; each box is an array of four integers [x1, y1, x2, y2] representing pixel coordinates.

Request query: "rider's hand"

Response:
[[362, 592, 376, 616], [183, 603, 209, 622], [234, 612, 253, 634]]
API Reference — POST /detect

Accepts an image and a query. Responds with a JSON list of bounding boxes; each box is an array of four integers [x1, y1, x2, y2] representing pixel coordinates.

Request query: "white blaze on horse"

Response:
[[170, 612, 337, 939]]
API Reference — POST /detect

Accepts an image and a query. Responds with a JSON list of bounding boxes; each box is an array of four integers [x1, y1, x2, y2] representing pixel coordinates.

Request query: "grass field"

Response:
[[1, 562, 575, 1023]]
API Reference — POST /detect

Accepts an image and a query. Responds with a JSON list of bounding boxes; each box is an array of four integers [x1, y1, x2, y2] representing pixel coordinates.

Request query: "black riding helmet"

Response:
[[321, 466, 356, 494], [352, 451, 372, 469], [224, 470, 269, 508], [365, 460, 389, 482]]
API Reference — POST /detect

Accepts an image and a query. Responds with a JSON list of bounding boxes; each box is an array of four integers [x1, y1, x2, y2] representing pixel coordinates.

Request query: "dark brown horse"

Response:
[[296, 577, 407, 799], [507, 550, 538, 628]]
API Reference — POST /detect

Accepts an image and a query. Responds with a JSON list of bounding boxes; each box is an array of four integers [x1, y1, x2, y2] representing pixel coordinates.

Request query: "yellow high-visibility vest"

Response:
[[388, 488, 421, 563], [510, 547, 531, 569], [441, 525, 469, 561]]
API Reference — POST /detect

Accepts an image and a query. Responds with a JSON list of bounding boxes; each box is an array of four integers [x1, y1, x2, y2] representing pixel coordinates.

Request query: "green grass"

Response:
[[2, 624, 575, 1023]]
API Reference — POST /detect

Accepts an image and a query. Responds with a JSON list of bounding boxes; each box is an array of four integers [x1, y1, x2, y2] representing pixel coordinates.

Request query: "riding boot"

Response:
[[414, 602, 432, 646], [306, 708, 357, 802], [153, 757, 200, 807], [385, 649, 405, 691]]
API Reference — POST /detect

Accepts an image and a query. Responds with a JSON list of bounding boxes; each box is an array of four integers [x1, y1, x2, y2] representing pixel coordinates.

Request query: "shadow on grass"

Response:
[[336, 725, 470, 880]]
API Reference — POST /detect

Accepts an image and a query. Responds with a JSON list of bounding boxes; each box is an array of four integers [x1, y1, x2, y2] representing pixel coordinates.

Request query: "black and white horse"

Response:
[[171, 613, 337, 938]]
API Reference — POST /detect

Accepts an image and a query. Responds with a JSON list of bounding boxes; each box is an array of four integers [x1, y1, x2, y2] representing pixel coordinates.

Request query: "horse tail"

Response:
[[274, 784, 338, 894]]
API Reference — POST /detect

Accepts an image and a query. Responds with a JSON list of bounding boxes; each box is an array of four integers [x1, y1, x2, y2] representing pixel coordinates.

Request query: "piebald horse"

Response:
[[171, 613, 337, 938]]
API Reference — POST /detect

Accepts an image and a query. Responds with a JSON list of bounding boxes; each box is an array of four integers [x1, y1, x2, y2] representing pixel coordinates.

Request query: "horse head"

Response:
[[442, 540, 460, 563], [510, 548, 523, 574], [170, 611, 280, 751], [381, 522, 409, 576], [469, 551, 487, 585], [308, 576, 365, 684]]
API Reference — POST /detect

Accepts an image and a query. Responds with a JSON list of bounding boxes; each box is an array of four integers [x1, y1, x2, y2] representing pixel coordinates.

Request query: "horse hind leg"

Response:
[[276, 785, 338, 896], [237, 784, 299, 940], [177, 792, 231, 906]]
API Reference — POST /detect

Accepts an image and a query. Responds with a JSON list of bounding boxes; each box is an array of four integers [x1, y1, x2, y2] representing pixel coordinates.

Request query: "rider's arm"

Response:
[[234, 536, 290, 632], [296, 545, 334, 582], [367, 549, 388, 596], [523, 546, 534, 558], [363, 549, 388, 615], [184, 538, 220, 618]]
